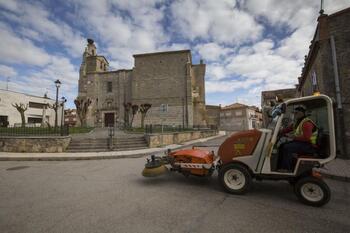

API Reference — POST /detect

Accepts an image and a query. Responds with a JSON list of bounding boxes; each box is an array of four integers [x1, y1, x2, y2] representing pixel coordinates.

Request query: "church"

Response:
[[78, 39, 207, 128]]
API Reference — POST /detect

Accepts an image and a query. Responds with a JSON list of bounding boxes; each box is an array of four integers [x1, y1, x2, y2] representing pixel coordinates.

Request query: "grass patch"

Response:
[[69, 127, 94, 134]]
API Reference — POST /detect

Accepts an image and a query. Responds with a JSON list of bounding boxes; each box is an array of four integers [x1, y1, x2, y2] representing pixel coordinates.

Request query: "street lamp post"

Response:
[[54, 79, 61, 128]]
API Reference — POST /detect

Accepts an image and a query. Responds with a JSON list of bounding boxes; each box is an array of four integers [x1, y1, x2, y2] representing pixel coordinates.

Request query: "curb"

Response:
[[319, 171, 350, 183], [0, 153, 148, 161]]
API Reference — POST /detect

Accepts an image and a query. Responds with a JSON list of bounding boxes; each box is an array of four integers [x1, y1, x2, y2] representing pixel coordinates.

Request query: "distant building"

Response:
[[296, 7, 350, 158], [78, 39, 207, 128], [220, 103, 262, 131], [0, 89, 61, 127], [64, 109, 77, 127], [205, 105, 221, 128], [261, 88, 296, 127], [261, 88, 296, 107]]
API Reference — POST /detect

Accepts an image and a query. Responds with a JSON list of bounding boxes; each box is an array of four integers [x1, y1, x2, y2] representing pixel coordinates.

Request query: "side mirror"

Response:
[[270, 103, 286, 118], [281, 103, 286, 114]]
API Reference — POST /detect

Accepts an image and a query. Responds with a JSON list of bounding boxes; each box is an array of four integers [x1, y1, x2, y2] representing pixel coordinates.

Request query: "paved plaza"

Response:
[[1, 155, 349, 233]]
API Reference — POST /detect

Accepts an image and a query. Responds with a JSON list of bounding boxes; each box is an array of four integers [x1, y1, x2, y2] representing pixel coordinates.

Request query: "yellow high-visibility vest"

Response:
[[294, 117, 318, 145]]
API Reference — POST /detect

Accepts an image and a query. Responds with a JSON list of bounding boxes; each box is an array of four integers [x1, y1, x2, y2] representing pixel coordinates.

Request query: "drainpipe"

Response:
[[330, 36, 342, 109], [330, 35, 347, 158], [185, 63, 190, 128]]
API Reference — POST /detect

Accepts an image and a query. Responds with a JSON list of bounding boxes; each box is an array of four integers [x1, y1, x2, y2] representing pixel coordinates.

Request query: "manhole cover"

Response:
[[6, 166, 30, 171]]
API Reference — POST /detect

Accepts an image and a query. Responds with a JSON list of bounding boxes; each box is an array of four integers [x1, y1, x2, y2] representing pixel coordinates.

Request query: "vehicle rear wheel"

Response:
[[294, 176, 331, 207], [219, 163, 252, 195]]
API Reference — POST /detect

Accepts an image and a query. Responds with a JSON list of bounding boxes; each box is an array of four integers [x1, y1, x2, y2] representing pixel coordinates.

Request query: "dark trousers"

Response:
[[279, 141, 315, 170]]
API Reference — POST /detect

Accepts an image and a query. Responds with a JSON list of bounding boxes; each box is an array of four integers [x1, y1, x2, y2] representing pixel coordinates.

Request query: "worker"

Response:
[[278, 105, 318, 171]]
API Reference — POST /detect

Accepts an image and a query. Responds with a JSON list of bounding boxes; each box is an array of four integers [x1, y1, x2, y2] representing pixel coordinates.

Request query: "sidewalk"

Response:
[[0, 132, 226, 161], [317, 158, 350, 182]]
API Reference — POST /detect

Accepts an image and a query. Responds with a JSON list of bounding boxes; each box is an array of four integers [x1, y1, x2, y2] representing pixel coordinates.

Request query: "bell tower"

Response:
[[78, 38, 109, 95], [86, 38, 96, 56], [79, 39, 96, 94]]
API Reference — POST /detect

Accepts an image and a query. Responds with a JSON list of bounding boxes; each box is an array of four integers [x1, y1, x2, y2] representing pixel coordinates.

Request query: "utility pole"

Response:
[[6, 77, 10, 90]]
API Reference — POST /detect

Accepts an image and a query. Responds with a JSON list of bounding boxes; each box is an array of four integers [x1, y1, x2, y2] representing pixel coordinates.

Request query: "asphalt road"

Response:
[[0, 156, 349, 233]]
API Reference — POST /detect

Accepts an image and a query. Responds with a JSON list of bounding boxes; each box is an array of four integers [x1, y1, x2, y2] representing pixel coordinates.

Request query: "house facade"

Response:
[[220, 103, 262, 132], [0, 89, 61, 127], [296, 8, 350, 158]]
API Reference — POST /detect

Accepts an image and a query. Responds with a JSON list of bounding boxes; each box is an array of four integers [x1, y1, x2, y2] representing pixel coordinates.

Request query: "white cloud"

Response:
[[71, 0, 168, 69], [204, 37, 301, 97], [227, 47, 300, 86], [170, 0, 263, 45], [206, 78, 263, 93], [0, 23, 51, 66], [0, 0, 85, 58], [276, 25, 315, 61], [4, 55, 79, 104], [195, 43, 232, 61], [206, 63, 229, 80], [244, 0, 318, 29], [0, 65, 17, 77]]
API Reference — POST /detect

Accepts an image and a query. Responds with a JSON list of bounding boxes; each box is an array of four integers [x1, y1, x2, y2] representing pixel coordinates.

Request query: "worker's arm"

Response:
[[281, 125, 293, 135], [293, 122, 314, 142]]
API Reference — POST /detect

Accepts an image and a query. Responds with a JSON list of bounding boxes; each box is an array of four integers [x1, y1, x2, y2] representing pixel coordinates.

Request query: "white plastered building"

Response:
[[0, 89, 62, 127]]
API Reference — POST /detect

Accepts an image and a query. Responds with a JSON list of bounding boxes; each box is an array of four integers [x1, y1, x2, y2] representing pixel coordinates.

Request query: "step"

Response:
[[68, 141, 147, 146], [70, 138, 146, 143]]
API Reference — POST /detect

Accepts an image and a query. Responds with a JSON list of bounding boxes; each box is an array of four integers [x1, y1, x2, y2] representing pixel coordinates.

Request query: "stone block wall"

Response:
[[146, 130, 217, 148], [206, 105, 220, 127], [298, 9, 350, 158], [329, 11, 350, 157], [0, 136, 71, 153], [191, 64, 207, 126]]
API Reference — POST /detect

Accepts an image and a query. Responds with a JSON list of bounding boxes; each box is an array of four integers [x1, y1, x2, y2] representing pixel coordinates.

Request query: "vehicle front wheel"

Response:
[[294, 176, 331, 207], [219, 163, 252, 195]]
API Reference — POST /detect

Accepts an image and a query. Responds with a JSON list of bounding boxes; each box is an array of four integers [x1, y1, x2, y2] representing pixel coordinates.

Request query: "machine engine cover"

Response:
[[169, 149, 214, 176], [218, 129, 262, 165]]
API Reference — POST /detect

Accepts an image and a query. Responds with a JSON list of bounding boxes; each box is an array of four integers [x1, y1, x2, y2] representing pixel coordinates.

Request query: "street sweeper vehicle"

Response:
[[142, 94, 336, 207]]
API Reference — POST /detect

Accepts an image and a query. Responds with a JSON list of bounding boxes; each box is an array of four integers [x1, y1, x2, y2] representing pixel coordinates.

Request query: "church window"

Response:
[[107, 82, 112, 93], [100, 62, 103, 70]]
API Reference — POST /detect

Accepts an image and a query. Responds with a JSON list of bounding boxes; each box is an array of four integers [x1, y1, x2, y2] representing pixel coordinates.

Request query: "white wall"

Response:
[[0, 89, 63, 127]]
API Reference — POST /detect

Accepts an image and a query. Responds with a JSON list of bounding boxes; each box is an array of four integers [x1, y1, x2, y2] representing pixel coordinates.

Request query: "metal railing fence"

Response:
[[0, 125, 69, 136]]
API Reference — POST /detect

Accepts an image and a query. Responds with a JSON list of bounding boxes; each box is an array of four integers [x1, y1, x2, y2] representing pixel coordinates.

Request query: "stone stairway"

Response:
[[66, 135, 148, 152]]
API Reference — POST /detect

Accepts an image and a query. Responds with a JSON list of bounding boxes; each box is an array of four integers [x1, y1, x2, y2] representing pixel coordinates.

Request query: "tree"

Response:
[[11, 103, 28, 127], [74, 97, 92, 127], [123, 102, 132, 127], [130, 104, 139, 127], [139, 103, 152, 128], [47, 103, 57, 126]]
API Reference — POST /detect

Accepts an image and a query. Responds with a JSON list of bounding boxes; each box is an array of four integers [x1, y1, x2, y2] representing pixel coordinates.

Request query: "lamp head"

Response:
[[54, 79, 61, 88]]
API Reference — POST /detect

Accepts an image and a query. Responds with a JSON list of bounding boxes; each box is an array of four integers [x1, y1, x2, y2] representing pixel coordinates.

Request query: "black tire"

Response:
[[294, 176, 331, 207], [218, 163, 252, 195]]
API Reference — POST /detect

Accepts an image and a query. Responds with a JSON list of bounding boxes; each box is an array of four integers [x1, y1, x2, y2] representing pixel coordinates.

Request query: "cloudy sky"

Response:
[[0, 0, 349, 108]]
